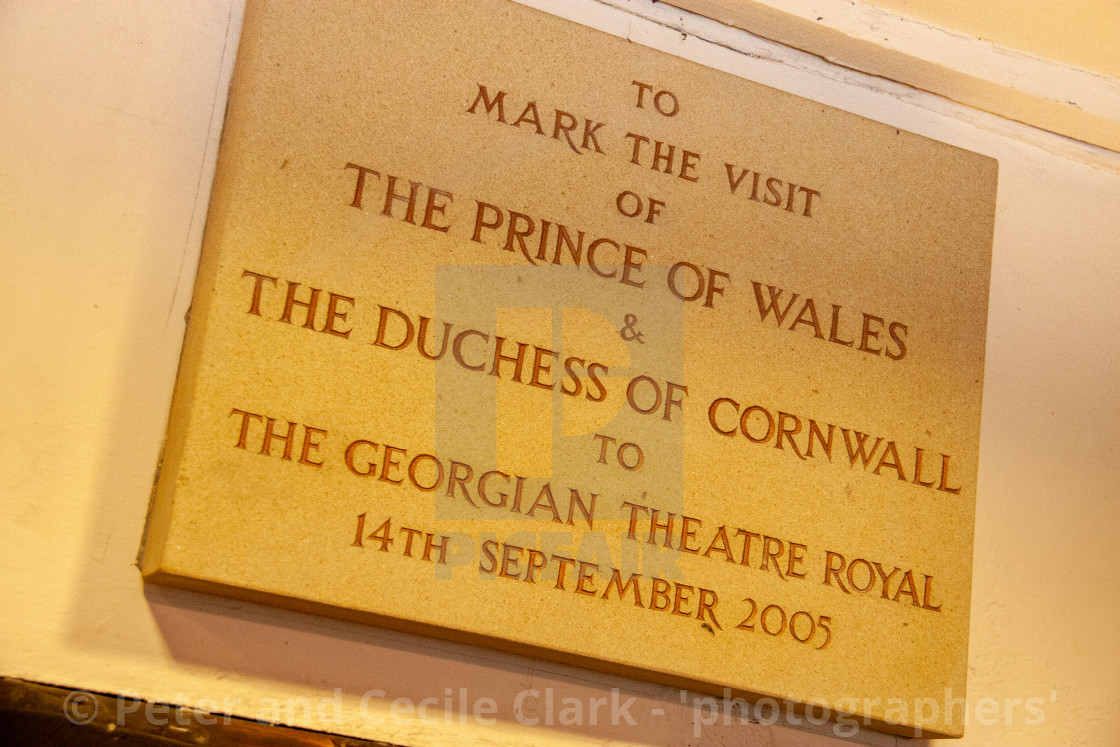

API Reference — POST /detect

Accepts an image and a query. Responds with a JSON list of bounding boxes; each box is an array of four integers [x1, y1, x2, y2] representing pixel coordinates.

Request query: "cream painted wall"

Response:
[[2, 1, 1118, 746], [864, 0, 1120, 77], [663, 0, 1120, 153]]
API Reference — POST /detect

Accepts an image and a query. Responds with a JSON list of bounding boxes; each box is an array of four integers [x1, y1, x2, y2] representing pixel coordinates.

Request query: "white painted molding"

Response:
[[643, 0, 1120, 153]]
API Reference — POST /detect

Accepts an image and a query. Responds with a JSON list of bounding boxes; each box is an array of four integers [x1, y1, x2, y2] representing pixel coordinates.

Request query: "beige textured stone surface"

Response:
[[142, 0, 996, 737]]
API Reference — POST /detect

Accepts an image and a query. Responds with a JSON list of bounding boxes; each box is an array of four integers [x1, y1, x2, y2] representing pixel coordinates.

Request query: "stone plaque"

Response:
[[142, 0, 996, 737]]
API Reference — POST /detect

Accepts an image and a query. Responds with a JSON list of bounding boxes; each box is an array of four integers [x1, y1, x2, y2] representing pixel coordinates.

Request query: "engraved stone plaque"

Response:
[[142, 0, 997, 737]]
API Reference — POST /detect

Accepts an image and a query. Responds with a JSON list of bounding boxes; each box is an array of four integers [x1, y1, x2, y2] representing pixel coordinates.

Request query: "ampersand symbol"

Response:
[[620, 314, 645, 344]]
